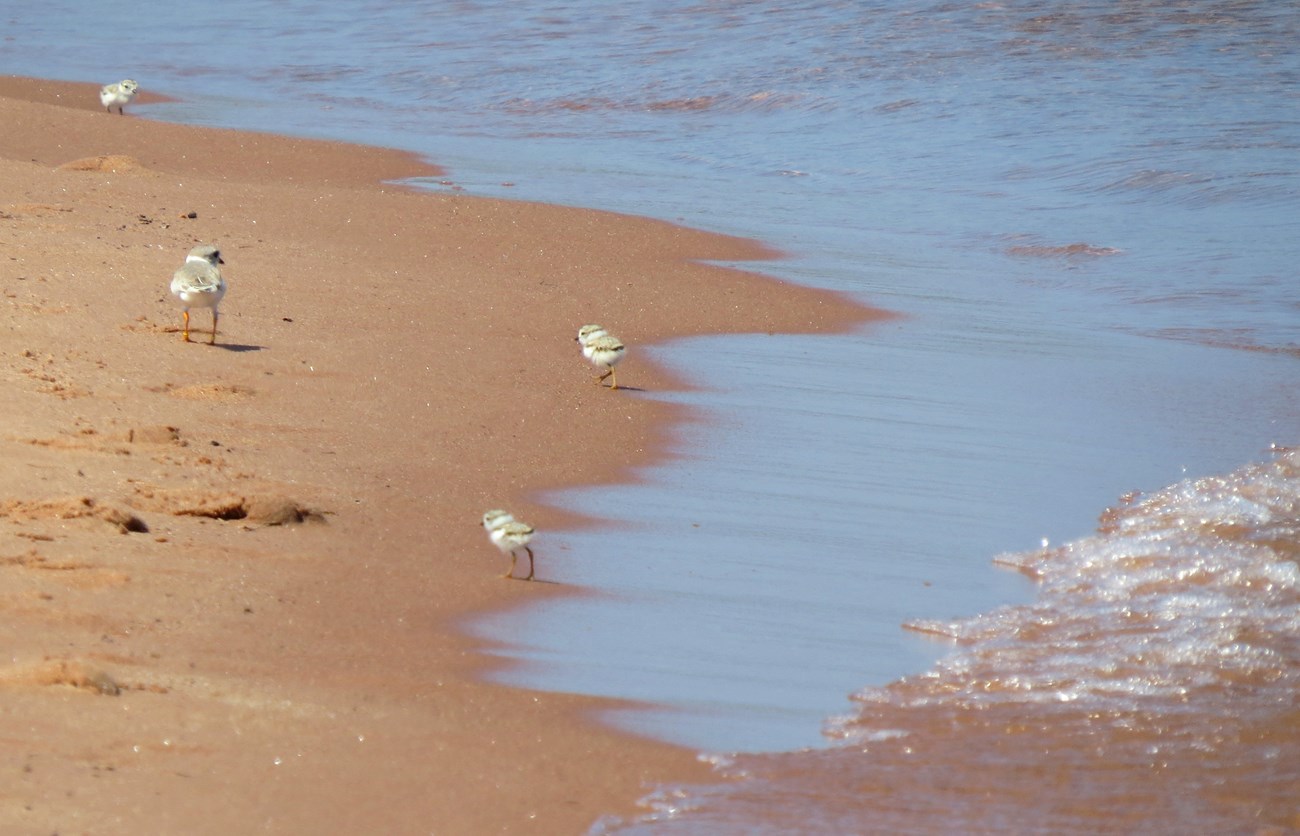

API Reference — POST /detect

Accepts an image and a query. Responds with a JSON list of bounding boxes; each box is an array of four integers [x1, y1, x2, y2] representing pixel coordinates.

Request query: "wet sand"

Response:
[[0, 76, 883, 832]]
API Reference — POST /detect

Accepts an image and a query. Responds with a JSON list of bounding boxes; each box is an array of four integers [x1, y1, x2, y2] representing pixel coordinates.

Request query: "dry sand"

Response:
[[0, 75, 883, 832]]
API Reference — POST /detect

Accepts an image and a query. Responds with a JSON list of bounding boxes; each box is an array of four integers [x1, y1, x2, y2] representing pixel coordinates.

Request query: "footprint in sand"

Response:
[[10, 350, 90, 398]]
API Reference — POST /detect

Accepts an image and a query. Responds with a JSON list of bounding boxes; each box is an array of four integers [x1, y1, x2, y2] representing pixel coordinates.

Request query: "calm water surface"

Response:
[[3, 0, 1297, 830]]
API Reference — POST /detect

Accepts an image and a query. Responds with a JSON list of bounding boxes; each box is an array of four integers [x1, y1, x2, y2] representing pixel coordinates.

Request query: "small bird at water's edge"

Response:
[[576, 324, 626, 390], [482, 509, 537, 581], [100, 79, 139, 115], [170, 244, 227, 345]]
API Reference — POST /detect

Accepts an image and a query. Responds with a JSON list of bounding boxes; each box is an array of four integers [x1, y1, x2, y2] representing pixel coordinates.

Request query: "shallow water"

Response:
[[607, 448, 1300, 833], [4, 0, 1298, 829], [478, 316, 1297, 753]]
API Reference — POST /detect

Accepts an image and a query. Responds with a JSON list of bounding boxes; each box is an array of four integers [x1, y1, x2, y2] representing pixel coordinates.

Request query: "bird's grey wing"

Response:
[[173, 263, 222, 293]]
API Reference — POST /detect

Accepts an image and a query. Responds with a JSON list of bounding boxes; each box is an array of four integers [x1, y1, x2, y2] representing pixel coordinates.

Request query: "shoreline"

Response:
[[0, 75, 885, 831]]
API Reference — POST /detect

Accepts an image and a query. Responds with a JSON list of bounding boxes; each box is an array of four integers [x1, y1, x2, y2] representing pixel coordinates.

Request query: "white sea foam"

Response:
[[844, 448, 1300, 727]]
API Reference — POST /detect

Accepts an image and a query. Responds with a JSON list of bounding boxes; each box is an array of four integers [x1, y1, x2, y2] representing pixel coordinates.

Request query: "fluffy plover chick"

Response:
[[482, 510, 537, 580], [99, 79, 139, 114], [576, 324, 626, 390], [170, 244, 227, 345]]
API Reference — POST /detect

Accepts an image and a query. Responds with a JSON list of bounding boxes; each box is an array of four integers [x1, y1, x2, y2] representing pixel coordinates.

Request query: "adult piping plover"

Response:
[[482, 509, 537, 581], [170, 244, 227, 344], [99, 79, 139, 115], [576, 324, 626, 390]]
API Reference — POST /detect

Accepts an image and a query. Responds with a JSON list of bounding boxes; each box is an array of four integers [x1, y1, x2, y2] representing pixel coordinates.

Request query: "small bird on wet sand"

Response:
[[171, 244, 227, 344], [99, 79, 139, 114], [482, 509, 537, 581], [576, 324, 626, 390]]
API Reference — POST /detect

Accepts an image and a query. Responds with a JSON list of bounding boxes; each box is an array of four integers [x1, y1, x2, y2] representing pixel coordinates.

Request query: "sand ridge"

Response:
[[0, 74, 882, 832]]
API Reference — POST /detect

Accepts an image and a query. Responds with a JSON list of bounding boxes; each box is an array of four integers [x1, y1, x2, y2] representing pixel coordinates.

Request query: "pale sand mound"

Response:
[[23, 424, 184, 454], [0, 496, 148, 533], [56, 154, 147, 173], [120, 424, 183, 445], [0, 659, 121, 695], [163, 382, 256, 401], [0, 202, 73, 217], [128, 486, 324, 525], [0, 549, 133, 588]]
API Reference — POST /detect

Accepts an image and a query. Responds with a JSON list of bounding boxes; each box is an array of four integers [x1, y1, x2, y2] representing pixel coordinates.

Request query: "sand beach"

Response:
[[0, 75, 880, 832]]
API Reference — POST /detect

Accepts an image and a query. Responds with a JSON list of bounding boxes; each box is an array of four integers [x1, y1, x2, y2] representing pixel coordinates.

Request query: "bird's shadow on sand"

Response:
[[509, 577, 562, 585], [213, 343, 264, 353]]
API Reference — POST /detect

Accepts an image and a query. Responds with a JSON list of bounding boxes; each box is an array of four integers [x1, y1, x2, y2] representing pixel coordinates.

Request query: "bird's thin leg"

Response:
[[502, 552, 517, 579], [523, 546, 535, 581], [210, 310, 219, 345], [595, 369, 613, 386], [608, 368, 618, 390], [181, 309, 191, 342]]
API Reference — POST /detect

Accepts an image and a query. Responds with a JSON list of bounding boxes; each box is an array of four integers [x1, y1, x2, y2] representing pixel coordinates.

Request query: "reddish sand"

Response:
[[0, 75, 883, 832]]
